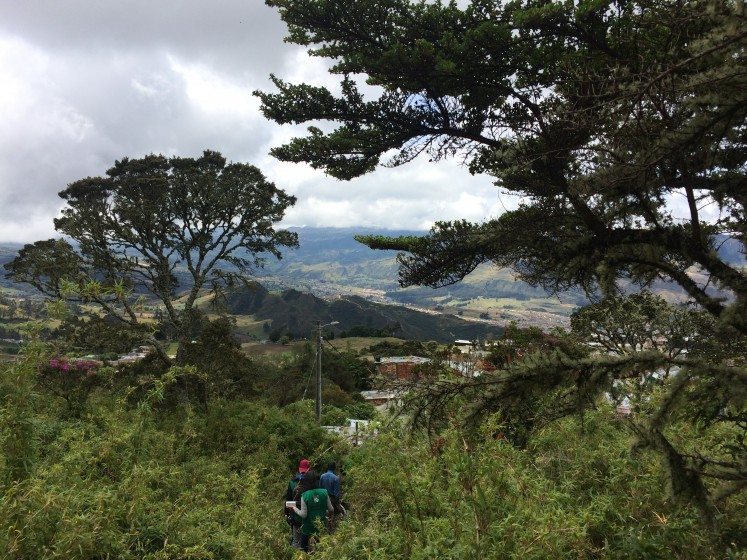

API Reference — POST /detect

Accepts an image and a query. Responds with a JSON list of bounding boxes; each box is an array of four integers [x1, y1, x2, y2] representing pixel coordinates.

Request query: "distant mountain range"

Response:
[[1, 228, 744, 334], [260, 227, 745, 305], [259, 227, 583, 304]]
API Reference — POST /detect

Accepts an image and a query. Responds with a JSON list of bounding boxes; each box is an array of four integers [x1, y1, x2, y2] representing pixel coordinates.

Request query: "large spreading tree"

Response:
[[258, 0, 746, 525], [258, 0, 745, 331], [5, 150, 297, 363]]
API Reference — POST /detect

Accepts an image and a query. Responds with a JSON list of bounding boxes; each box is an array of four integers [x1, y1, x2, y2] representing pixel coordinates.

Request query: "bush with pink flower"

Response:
[[38, 357, 102, 416]]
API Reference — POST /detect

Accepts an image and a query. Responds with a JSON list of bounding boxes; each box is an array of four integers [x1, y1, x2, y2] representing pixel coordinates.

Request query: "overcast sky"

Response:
[[0, 0, 511, 244]]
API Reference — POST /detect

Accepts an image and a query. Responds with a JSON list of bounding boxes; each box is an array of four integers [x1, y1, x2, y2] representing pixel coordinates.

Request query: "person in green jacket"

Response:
[[290, 470, 333, 552]]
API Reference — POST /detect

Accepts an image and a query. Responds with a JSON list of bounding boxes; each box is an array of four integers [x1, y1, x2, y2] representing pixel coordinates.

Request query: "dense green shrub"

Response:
[[314, 410, 745, 560], [37, 357, 102, 417], [1, 350, 743, 559], [0, 356, 341, 560], [54, 315, 147, 356]]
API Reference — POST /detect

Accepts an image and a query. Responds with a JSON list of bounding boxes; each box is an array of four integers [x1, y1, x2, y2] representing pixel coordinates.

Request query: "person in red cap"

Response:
[[285, 458, 311, 549]]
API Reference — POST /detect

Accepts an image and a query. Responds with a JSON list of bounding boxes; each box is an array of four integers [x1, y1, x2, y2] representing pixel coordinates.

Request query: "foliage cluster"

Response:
[[366, 339, 432, 360], [5, 151, 298, 366], [2, 330, 744, 559], [485, 322, 579, 369], [257, 0, 747, 531], [391, 293, 745, 530], [260, 0, 746, 335], [314, 411, 745, 559], [55, 315, 148, 357], [38, 357, 101, 417], [0, 354, 341, 560]]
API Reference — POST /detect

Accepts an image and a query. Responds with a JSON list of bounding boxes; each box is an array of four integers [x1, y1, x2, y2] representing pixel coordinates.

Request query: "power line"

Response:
[[301, 347, 319, 401], [321, 337, 380, 384]]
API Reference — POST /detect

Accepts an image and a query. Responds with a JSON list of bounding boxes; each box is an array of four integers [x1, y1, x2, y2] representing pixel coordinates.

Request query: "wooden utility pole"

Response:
[[316, 320, 322, 423]]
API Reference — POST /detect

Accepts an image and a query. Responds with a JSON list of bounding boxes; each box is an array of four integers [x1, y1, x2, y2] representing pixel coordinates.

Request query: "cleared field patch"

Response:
[[0, 286, 28, 296], [203, 313, 271, 340], [233, 316, 271, 338], [433, 295, 576, 331], [325, 336, 404, 354], [241, 340, 307, 357], [450, 295, 576, 315]]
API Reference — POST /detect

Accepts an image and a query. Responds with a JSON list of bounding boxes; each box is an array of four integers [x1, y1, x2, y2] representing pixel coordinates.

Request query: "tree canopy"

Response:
[[259, 0, 747, 526], [258, 0, 746, 333], [570, 291, 702, 359], [5, 150, 297, 362]]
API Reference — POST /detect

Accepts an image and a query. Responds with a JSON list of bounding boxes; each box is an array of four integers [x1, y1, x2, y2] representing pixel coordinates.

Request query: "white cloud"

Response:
[[0, 1, 510, 244], [130, 77, 162, 99], [169, 57, 261, 120], [0, 207, 58, 243], [0, 37, 103, 237]]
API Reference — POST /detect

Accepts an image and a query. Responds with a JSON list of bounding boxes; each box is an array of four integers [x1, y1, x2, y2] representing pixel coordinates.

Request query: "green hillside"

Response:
[[225, 283, 503, 342]]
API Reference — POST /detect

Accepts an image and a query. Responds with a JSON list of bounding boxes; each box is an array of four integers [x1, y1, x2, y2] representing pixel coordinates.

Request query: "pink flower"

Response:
[[76, 360, 97, 372]]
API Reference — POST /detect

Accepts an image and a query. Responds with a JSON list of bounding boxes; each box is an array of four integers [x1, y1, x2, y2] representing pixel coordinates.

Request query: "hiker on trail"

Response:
[[285, 458, 310, 549], [290, 469, 334, 553], [320, 461, 344, 530]]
